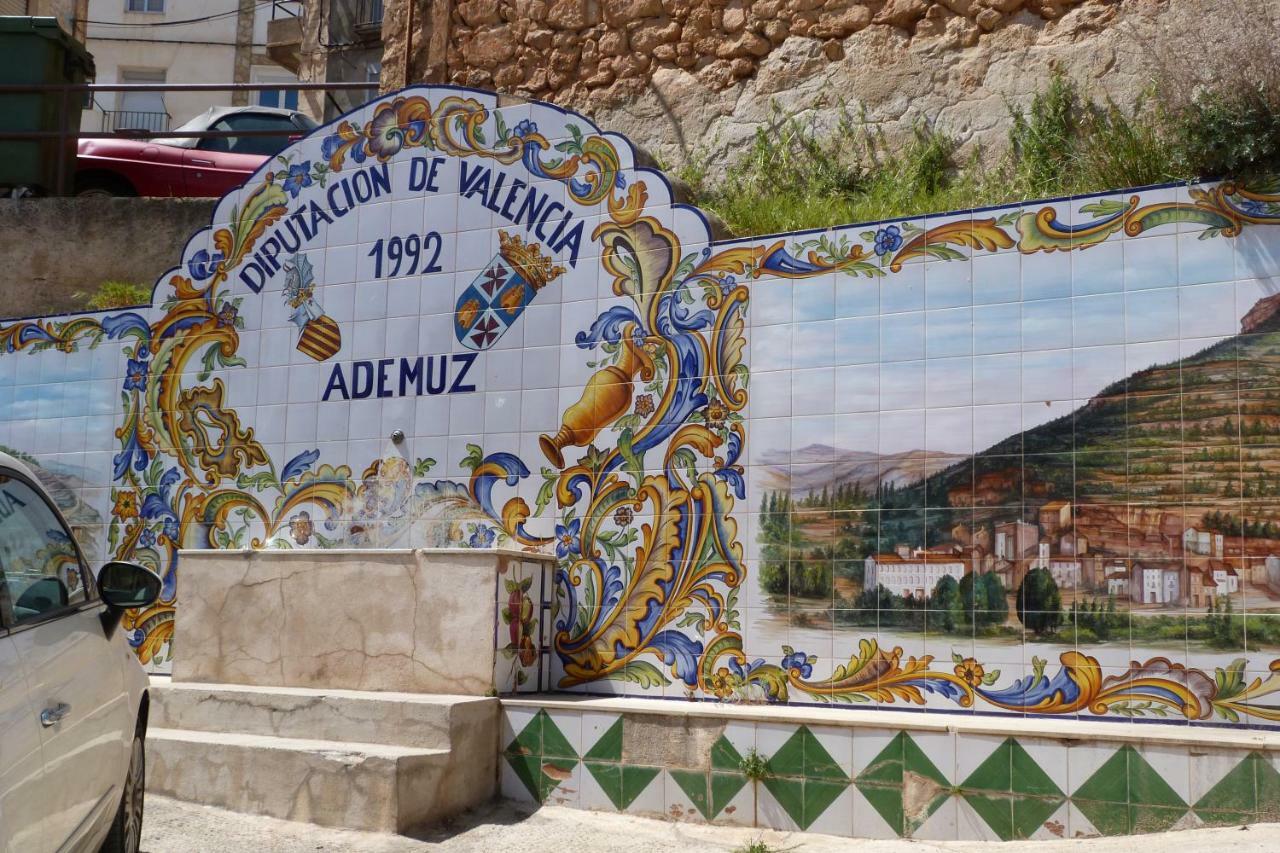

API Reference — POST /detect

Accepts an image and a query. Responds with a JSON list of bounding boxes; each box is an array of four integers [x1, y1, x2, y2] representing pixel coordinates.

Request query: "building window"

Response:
[[127, 0, 164, 11], [111, 69, 168, 133], [254, 74, 300, 111]]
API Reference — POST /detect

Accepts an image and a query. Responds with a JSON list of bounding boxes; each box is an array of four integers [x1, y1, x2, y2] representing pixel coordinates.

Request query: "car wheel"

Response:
[[100, 733, 145, 853], [74, 174, 136, 198]]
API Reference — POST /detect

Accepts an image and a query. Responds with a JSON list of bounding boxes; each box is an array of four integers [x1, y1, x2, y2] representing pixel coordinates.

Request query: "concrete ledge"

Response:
[[175, 548, 550, 693], [501, 694, 1280, 752]]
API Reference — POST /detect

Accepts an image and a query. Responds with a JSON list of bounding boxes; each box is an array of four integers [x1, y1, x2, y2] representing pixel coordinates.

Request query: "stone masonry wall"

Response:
[[381, 0, 1186, 173]]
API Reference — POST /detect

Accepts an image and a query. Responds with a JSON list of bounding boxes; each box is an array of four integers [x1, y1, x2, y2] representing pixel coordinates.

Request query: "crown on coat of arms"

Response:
[[498, 230, 565, 290]]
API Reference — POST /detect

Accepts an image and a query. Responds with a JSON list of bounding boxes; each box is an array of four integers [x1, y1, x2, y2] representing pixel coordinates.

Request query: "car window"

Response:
[[0, 473, 88, 627], [199, 114, 297, 156]]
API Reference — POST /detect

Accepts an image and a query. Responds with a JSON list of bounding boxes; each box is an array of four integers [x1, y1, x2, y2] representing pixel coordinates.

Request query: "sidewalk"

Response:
[[142, 795, 1280, 853]]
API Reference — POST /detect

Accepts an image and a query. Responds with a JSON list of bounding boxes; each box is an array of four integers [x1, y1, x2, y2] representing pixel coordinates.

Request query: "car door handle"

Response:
[[189, 158, 214, 166], [40, 702, 71, 727]]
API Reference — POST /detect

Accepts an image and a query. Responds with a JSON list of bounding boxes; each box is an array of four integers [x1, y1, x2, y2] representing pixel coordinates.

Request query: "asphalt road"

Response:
[[141, 795, 1280, 853]]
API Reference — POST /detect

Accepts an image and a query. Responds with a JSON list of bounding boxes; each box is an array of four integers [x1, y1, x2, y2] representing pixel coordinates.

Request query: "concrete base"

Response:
[[500, 695, 1280, 841], [147, 678, 500, 833]]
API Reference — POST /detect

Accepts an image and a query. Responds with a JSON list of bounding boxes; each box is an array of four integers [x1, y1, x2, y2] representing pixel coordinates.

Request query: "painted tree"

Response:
[[1016, 568, 1062, 636]]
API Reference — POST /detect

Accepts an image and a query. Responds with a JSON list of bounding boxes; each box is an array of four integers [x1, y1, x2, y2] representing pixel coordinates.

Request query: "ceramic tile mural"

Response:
[[4, 86, 1280, 725], [499, 704, 1280, 839]]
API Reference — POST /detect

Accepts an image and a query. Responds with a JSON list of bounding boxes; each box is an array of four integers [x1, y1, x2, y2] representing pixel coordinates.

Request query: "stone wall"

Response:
[[0, 197, 216, 319], [380, 0, 1175, 172]]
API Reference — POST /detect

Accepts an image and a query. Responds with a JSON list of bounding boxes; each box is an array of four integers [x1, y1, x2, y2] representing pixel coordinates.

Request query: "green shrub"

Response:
[[78, 281, 151, 310], [682, 46, 1280, 238]]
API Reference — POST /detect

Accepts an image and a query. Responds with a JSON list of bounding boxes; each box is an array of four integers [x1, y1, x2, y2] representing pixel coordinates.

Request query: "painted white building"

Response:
[[1209, 562, 1239, 594], [1048, 556, 1082, 590], [81, 0, 300, 133], [1182, 526, 1225, 558], [865, 552, 966, 600], [1132, 564, 1181, 606]]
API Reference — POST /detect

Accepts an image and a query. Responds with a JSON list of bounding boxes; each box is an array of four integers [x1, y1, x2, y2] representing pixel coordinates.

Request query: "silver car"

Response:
[[0, 451, 161, 853]]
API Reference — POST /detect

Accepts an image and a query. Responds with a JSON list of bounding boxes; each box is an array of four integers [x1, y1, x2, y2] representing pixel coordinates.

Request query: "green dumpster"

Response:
[[0, 17, 95, 196]]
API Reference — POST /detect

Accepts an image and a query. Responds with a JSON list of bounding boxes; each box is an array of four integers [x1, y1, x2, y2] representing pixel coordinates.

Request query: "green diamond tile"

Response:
[[585, 761, 623, 810], [1010, 742, 1062, 798], [1127, 748, 1185, 810], [1258, 757, 1280, 822], [540, 711, 579, 760], [1071, 747, 1129, 805], [857, 782, 905, 836], [506, 712, 543, 758], [802, 728, 849, 782], [856, 733, 950, 837], [506, 752, 575, 803], [964, 738, 1062, 798], [857, 732, 906, 786], [1072, 746, 1188, 836], [766, 728, 807, 778], [1188, 754, 1280, 826], [902, 733, 950, 789], [763, 776, 806, 827], [964, 792, 1064, 841], [584, 718, 623, 762], [620, 766, 662, 809], [669, 769, 711, 820], [1010, 796, 1064, 840], [711, 735, 744, 772], [1195, 753, 1260, 825], [804, 779, 848, 829], [711, 772, 749, 819], [506, 753, 544, 801], [765, 726, 849, 783]]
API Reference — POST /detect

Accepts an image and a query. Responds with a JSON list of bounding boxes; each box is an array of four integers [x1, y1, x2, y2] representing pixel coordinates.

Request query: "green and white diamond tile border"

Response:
[[500, 698, 1280, 841]]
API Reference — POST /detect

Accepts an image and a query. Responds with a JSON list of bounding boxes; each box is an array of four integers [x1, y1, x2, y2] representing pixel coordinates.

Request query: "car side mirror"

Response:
[[97, 561, 162, 610]]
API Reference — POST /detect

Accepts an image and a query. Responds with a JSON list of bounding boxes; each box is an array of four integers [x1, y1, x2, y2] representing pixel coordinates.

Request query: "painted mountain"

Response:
[[759, 445, 968, 498], [905, 297, 1280, 562]]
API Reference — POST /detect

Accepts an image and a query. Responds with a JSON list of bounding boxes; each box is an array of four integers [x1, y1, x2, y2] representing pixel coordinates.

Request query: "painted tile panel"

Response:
[[1, 84, 1280, 725]]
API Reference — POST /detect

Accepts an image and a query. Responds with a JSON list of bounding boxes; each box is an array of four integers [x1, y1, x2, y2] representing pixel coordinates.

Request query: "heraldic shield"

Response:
[[455, 230, 565, 351]]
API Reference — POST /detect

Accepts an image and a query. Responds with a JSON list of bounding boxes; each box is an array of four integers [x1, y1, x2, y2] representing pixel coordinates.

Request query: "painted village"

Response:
[[757, 293, 1280, 649]]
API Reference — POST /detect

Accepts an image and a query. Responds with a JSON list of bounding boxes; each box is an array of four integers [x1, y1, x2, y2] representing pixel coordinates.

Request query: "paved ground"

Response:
[[141, 795, 1280, 852]]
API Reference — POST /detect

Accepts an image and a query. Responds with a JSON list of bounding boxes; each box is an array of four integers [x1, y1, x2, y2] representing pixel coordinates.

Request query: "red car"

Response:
[[75, 105, 318, 198]]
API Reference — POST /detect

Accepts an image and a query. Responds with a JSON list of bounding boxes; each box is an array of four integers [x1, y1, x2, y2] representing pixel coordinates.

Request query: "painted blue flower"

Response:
[[873, 225, 903, 257], [282, 162, 314, 198], [468, 525, 496, 548], [781, 649, 814, 678], [162, 517, 180, 542], [123, 358, 148, 392], [555, 518, 582, 560], [138, 528, 156, 548], [1240, 199, 1270, 217], [512, 119, 539, 139], [187, 248, 224, 281]]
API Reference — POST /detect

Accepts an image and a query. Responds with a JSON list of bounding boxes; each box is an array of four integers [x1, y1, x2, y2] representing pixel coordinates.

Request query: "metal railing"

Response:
[[270, 0, 301, 18], [0, 81, 378, 197], [100, 109, 170, 134]]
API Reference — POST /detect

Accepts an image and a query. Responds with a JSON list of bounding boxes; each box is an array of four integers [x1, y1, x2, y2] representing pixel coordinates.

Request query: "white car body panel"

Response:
[[0, 634, 46, 853], [0, 451, 152, 852]]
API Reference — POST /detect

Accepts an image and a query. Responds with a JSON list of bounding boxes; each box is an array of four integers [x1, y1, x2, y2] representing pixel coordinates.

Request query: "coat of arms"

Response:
[[455, 230, 566, 351], [283, 253, 341, 362]]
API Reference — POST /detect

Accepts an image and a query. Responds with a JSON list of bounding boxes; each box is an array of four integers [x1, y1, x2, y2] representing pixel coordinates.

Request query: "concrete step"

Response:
[[144, 680, 501, 833], [149, 677, 496, 750], [147, 728, 456, 833]]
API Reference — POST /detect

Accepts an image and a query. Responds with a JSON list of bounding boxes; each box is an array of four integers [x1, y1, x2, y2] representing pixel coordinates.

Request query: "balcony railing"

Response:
[[101, 109, 170, 134]]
